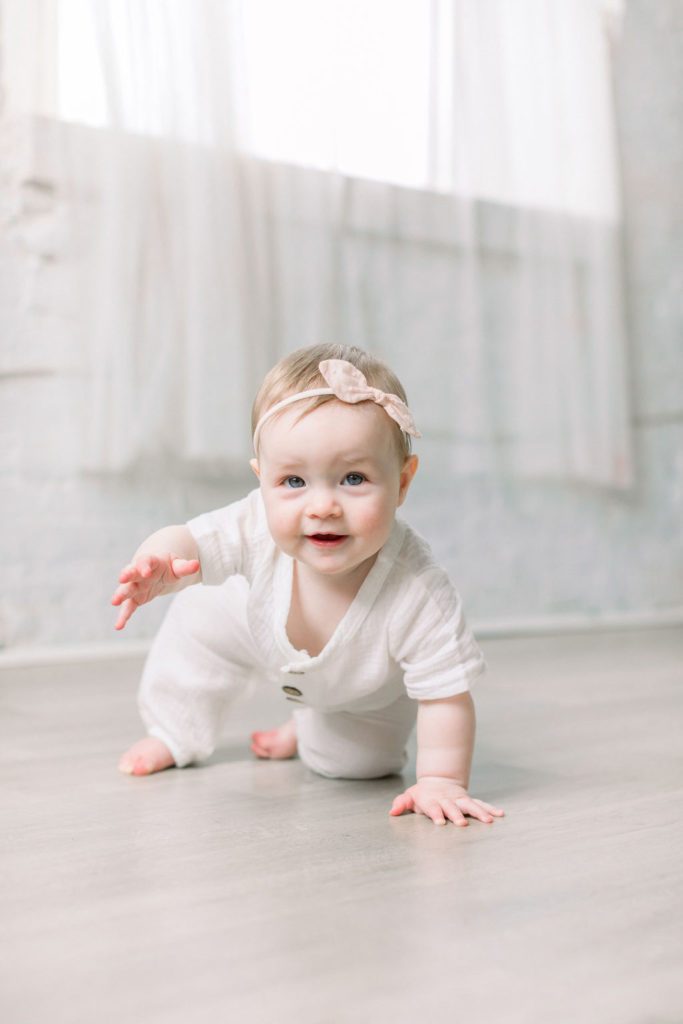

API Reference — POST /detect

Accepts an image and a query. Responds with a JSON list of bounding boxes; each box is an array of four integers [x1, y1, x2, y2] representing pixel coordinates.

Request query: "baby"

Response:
[[112, 344, 503, 827]]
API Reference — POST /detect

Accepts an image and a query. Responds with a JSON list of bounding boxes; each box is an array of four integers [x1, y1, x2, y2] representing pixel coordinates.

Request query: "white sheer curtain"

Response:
[[4, 0, 631, 484], [63, 0, 265, 469]]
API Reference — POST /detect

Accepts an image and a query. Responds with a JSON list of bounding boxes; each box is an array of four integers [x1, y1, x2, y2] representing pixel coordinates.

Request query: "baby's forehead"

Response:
[[260, 399, 399, 459]]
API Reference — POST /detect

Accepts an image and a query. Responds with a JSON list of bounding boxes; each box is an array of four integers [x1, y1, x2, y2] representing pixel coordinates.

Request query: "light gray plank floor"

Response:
[[1, 627, 682, 1024]]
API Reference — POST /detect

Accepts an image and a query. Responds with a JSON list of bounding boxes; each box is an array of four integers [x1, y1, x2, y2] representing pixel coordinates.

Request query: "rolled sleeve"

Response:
[[390, 569, 486, 701], [187, 489, 267, 586]]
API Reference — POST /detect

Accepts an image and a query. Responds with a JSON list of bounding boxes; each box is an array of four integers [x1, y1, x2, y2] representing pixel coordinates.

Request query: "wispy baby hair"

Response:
[[251, 343, 414, 458]]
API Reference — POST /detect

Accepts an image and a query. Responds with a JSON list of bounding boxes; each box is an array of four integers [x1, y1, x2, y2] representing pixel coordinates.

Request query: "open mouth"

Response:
[[307, 533, 348, 548]]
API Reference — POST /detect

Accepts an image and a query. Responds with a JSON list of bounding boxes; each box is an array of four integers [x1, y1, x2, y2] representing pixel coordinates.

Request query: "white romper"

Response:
[[138, 489, 485, 778]]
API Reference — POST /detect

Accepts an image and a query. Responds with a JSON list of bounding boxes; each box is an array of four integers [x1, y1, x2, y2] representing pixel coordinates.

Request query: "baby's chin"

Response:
[[296, 545, 382, 581]]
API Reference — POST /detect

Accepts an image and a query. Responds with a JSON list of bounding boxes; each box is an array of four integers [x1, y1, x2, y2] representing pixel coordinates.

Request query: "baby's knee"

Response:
[[297, 730, 407, 780]]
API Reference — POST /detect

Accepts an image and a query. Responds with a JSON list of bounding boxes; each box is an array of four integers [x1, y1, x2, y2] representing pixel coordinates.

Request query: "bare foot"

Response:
[[250, 719, 298, 760], [119, 736, 176, 776]]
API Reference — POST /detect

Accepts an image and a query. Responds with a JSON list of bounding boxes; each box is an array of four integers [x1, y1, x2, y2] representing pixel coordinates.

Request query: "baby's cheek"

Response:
[[263, 502, 295, 546], [354, 503, 394, 540]]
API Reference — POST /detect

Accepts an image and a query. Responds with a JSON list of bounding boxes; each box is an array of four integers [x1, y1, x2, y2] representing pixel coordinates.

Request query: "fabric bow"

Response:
[[318, 360, 421, 438]]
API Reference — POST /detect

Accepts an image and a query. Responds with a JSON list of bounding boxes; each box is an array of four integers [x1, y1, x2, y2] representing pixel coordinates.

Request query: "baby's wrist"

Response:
[[417, 774, 467, 788]]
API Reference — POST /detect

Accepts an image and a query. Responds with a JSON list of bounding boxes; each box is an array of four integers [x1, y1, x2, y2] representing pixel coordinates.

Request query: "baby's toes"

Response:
[[250, 729, 277, 758], [119, 737, 175, 775], [250, 723, 297, 760]]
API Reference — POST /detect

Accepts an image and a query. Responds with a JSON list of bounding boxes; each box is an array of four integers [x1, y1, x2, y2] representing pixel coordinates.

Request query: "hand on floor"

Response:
[[390, 777, 504, 827]]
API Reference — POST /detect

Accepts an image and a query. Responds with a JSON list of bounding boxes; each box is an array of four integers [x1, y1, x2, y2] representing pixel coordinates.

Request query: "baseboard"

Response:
[[1, 608, 682, 668], [472, 607, 683, 638], [0, 639, 151, 668]]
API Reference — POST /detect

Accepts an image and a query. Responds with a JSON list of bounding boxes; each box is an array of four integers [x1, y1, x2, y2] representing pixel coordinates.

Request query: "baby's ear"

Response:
[[249, 458, 260, 479], [398, 455, 418, 505]]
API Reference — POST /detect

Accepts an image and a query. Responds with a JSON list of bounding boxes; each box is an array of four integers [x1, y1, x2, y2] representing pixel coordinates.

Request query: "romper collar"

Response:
[[274, 518, 406, 670]]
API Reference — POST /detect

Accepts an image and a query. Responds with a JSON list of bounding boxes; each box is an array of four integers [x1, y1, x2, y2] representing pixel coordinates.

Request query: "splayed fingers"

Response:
[[390, 781, 504, 826], [111, 553, 199, 628]]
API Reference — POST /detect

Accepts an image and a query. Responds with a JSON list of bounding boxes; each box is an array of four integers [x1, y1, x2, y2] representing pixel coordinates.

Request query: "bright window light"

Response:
[[54, 0, 619, 217], [56, 0, 434, 189], [236, 0, 433, 189], [58, 0, 107, 128]]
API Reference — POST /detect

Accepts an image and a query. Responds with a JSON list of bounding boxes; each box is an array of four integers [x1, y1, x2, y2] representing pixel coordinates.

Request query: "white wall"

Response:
[[1, 0, 681, 650]]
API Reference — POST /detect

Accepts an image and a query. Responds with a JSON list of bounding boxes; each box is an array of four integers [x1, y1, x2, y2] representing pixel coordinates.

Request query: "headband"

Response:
[[253, 358, 421, 452]]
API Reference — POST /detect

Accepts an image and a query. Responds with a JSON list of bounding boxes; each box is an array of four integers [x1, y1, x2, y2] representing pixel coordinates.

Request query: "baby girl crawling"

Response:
[[111, 344, 503, 827]]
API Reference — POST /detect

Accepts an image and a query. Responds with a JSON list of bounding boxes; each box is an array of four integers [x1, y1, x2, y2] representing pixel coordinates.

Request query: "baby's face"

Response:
[[252, 400, 418, 582]]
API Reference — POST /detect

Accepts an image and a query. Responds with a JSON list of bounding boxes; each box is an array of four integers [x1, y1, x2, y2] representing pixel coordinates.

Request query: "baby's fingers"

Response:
[[117, 564, 135, 584], [424, 801, 449, 826], [118, 555, 157, 584], [134, 554, 160, 579], [470, 797, 505, 819], [455, 796, 502, 824], [110, 580, 135, 606], [170, 557, 200, 578], [389, 792, 415, 817], [114, 597, 138, 630], [442, 799, 468, 827]]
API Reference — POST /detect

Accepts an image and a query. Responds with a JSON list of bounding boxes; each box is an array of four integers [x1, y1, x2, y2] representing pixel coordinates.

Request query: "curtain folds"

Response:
[[6, 0, 632, 485]]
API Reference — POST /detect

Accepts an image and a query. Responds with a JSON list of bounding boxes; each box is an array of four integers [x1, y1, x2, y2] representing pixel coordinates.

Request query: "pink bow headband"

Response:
[[253, 359, 421, 452]]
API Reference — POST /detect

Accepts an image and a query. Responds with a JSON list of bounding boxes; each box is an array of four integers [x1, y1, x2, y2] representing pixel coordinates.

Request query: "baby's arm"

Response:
[[390, 692, 504, 826], [111, 525, 201, 630]]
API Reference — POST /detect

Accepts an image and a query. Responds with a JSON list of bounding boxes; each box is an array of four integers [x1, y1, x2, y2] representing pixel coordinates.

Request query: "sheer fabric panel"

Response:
[[2, 0, 631, 484]]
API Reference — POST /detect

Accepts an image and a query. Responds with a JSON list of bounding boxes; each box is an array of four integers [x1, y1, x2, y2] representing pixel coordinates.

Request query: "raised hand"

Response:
[[111, 552, 200, 630], [390, 776, 504, 827]]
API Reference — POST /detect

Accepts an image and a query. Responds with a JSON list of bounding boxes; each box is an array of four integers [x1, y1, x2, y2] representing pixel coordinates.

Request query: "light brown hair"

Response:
[[251, 343, 413, 458]]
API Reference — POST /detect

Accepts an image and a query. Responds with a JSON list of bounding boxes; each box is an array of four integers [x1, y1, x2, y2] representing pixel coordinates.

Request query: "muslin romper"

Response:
[[138, 489, 485, 778]]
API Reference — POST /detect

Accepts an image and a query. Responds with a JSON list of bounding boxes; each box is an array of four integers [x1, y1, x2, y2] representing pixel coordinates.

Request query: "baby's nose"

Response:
[[306, 487, 341, 517]]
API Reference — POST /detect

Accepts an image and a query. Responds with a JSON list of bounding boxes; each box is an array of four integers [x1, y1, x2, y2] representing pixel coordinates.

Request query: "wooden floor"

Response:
[[1, 627, 682, 1024]]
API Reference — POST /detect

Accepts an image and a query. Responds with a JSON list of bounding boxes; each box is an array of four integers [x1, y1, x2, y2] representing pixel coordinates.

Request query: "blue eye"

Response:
[[343, 473, 365, 486], [284, 476, 306, 489]]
